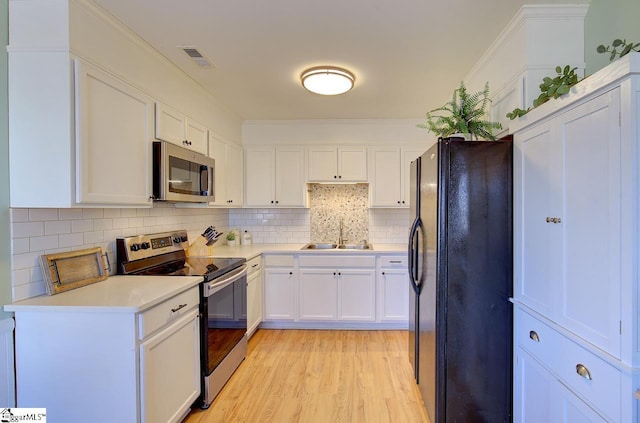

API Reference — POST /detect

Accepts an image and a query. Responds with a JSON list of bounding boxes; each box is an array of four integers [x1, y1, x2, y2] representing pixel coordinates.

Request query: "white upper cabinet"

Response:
[[208, 135, 243, 207], [9, 54, 154, 207], [75, 61, 154, 206], [307, 146, 367, 182], [369, 147, 423, 207], [245, 146, 305, 207], [155, 103, 208, 155]]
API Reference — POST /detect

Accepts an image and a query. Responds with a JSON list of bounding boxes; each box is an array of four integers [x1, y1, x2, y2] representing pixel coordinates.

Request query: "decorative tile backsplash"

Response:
[[308, 183, 369, 243]]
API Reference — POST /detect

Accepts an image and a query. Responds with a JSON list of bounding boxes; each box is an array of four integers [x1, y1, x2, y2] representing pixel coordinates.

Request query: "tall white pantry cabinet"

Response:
[[511, 53, 640, 422]]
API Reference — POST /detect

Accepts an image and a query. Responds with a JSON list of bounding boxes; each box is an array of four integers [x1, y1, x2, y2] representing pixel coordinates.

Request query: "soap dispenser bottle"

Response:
[[241, 230, 253, 246]]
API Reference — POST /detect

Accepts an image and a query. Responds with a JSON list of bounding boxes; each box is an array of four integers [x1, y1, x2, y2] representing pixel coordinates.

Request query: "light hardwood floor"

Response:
[[184, 329, 430, 423]]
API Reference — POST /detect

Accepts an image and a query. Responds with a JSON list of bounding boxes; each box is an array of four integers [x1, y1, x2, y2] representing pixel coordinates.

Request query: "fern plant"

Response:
[[418, 81, 502, 141]]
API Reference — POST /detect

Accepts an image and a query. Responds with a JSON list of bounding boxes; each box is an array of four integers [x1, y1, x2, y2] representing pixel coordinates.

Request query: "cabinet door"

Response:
[[245, 147, 275, 207], [379, 269, 409, 321], [263, 268, 295, 320], [275, 147, 305, 206], [208, 136, 228, 206], [514, 121, 558, 317], [369, 147, 401, 207], [184, 118, 208, 155], [338, 147, 367, 181], [155, 102, 186, 145], [338, 269, 376, 321], [140, 310, 200, 423], [226, 143, 244, 206], [75, 61, 153, 206], [247, 270, 263, 338], [514, 347, 556, 423], [299, 269, 338, 320], [308, 147, 338, 181], [556, 89, 621, 357]]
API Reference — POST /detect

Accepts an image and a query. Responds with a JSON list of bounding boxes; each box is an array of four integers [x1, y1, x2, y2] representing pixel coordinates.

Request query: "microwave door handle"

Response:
[[199, 165, 209, 195]]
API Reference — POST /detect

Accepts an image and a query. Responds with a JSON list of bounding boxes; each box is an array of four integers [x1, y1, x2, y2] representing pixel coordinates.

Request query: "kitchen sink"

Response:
[[301, 243, 373, 250], [302, 243, 338, 249], [337, 243, 373, 250]]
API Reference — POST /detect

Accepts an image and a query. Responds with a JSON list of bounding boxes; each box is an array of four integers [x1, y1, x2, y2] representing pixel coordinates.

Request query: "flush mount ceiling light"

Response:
[[301, 66, 355, 95]]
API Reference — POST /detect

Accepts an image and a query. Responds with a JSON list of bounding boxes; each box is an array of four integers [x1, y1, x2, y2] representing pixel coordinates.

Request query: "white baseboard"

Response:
[[0, 317, 16, 407]]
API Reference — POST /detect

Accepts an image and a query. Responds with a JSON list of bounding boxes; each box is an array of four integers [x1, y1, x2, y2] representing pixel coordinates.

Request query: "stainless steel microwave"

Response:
[[152, 141, 215, 203]]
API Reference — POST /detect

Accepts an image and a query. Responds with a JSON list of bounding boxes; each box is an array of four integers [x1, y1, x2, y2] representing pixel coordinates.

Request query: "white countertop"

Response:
[[4, 275, 203, 313], [209, 243, 407, 259]]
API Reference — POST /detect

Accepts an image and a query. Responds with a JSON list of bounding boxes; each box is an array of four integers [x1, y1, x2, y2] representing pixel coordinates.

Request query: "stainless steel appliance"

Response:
[[408, 138, 513, 422], [116, 230, 247, 409], [153, 141, 215, 203]]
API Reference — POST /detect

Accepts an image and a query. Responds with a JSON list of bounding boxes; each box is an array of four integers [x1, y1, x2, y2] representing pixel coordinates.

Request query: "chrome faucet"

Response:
[[338, 218, 344, 245]]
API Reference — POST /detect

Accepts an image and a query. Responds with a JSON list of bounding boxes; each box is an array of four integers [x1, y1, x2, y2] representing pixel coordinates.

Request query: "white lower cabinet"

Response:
[[263, 255, 297, 320], [140, 310, 201, 423], [514, 305, 621, 422], [246, 256, 263, 337], [377, 255, 409, 322], [10, 283, 200, 423], [262, 252, 408, 328]]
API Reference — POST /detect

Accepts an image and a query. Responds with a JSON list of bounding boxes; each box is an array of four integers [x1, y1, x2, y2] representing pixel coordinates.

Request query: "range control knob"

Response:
[[172, 237, 181, 244], [130, 243, 140, 252], [180, 236, 188, 243], [141, 242, 151, 250]]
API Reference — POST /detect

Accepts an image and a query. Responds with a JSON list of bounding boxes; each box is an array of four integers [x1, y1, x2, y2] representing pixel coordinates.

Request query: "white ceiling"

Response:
[[92, 0, 586, 121]]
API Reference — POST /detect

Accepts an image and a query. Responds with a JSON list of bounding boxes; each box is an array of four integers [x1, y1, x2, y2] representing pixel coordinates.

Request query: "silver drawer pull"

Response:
[[576, 364, 592, 380], [171, 303, 188, 313], [390, 260, 402, 264], [529, 330, 540, 342]]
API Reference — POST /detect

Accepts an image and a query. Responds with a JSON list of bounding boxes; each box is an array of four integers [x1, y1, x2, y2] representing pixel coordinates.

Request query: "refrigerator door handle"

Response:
[[408, 216, 422, 295]]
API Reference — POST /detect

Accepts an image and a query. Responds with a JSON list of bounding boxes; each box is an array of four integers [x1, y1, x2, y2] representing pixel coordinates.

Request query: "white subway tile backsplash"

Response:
[[29, 235, 59, 252], [10, 208, 29, 223], [12, 222, 44, 238], [82, 209, 104, 219], [13, 281, 46, 302], [29, 209, 59, 221], [44, 220, 71, 235], [83, 231, 104, 244], [11, 269, 30, 286], [93, 219, 113, 231], [71, 220, 94, 233], [103, 209, 122, 218], [12, 252, 41, 271], [59, 233, 85, 248], [11, 238, 29, 255], [59, 209, 84, 220]]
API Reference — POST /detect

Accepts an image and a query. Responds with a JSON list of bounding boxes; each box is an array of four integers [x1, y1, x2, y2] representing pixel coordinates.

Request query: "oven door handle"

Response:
[[204, 264, 248, 296]]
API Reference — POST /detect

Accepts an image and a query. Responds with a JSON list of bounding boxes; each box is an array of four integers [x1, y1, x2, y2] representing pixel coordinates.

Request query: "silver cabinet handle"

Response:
[[545, 217, 562, 224], [171, 303, 187, 313], [529, 330, 540, 342], [576, 364, 592, 380]]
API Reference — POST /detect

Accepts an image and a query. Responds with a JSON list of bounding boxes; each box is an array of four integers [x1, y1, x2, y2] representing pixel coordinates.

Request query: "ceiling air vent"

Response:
[[179, 46, 214, 68]]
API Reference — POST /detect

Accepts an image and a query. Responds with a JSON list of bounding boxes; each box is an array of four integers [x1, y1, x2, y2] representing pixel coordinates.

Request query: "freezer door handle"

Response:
[[408, 216, 422, 294]]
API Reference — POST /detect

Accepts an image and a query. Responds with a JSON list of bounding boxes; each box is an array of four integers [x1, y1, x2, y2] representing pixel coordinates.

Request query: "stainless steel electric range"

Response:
[[116, 230, 247, 409]]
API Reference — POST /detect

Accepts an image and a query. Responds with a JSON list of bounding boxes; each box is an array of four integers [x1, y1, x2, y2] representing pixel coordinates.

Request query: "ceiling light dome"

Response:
[[301, 66, 355, 95]]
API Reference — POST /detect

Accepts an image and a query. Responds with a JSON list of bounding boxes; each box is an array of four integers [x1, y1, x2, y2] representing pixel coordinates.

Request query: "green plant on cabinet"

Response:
[[418, 81, 502, 141]]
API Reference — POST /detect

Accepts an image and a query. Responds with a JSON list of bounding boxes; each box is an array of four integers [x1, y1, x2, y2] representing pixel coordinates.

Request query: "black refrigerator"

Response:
[[408, 137, 513, 423]]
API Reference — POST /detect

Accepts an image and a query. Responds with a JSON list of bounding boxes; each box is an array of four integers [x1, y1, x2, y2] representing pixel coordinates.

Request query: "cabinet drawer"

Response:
[[298, 255, 375, 268], [379, 255, 407, 268], [138, 286, 199, 340], [516, 307, 621, 421], [247, 256, 262, 276], [264, 255, 295, 267]]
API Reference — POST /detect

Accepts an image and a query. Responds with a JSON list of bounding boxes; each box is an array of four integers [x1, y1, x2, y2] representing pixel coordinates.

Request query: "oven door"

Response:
[[201, 264, 248, 376]]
